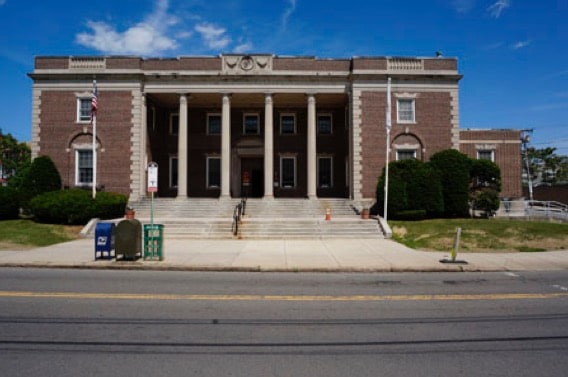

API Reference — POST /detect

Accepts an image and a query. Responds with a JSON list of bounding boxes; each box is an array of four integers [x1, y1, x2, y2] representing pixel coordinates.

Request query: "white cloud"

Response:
[[488, 0, 510, 18], [195, 23, 231, 50], [282, 0, 297, 29], [234, 42, 253, 53], [512, 39, 531, 49], [76, 0, 179, 55], [452, 0, 476, 13]]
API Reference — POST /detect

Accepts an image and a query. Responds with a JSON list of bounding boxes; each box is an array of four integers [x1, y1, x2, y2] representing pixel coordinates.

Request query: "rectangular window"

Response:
[[280, 156, 296, 188], [243, 114, 259, 135], [77, 98, 91, 123], [477, 150, 495, 162], [397, 99, 415, 123], [280, 114, 296, 135], [318, 156, 333, 188], [396, 149, 417, 161], [76, 149, 93, 185], [169, 156, 178, 188], [207, 114, 221, 135], [207, 157, 221, 188], [317, 114, 332, 135], [170, 113, 179, 135]]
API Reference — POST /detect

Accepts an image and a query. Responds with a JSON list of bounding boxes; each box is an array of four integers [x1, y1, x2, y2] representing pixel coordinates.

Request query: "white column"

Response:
[[264, 93, 274, 199], [177, 94, 188, 198], [307, 94, 317, 199], [221, 93, 231, 198]]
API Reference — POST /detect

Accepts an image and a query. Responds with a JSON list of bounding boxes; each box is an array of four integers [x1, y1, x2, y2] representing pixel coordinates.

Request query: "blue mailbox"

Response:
[[94, 222, 115, 260]]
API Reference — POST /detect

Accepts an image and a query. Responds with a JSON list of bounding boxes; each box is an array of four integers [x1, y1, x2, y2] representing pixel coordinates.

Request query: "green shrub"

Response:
[[30, 189, 128, 225], [18, 155, 62, 210], [430, 149, 472, 218], [0, 186, 19, 220], [393, 209, 427, 221]]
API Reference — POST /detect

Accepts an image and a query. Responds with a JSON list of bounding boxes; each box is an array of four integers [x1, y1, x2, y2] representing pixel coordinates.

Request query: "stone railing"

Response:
[[388, 58, 424, 71], [69, 57, 106, 70]]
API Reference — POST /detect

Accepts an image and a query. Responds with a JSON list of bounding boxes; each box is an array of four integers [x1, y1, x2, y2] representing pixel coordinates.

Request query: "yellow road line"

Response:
[[0, 291, 567, 302]]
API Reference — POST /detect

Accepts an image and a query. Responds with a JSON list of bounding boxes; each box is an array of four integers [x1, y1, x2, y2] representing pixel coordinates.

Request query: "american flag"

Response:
[[91, 80, 98, 113]]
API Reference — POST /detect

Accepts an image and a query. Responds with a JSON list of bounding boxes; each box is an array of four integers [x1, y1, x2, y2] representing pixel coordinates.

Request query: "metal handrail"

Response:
[[232, 203, 243, 236], [499, 199, 568, 221]]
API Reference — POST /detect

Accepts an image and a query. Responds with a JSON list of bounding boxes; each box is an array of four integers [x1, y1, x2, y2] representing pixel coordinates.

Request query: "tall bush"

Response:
[[430, 149, 472, 218], [0, 186, 19, 220], [18, 155, 62, 210]]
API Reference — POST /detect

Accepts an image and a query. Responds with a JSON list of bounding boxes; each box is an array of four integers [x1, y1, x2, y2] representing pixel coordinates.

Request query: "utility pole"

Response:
[[521, 129, 534, 201]]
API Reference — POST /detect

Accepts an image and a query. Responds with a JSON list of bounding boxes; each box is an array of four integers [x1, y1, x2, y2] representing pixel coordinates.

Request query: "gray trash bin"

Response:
[[115, 219, 142, 260]]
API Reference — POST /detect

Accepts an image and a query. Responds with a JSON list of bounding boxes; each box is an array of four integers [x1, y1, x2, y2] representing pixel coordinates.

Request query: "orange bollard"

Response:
[[325, 208, 331, 221]]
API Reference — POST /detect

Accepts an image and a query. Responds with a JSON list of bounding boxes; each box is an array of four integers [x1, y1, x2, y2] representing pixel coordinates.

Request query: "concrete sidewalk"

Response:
[[1, 237, 568, 272]]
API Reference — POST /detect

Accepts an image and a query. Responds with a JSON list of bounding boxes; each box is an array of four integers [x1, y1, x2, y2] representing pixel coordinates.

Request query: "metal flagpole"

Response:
[[91, 80, 98, 199], [383, 77, 392, 222]]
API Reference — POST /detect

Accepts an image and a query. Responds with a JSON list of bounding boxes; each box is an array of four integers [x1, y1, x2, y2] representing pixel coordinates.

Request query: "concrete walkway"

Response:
[[1, 237, 567, 272]]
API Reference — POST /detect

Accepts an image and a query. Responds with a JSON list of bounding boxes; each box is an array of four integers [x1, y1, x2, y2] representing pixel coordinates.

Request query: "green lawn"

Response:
[[390, 218, 568, 252], [0, 220, 82, 249]]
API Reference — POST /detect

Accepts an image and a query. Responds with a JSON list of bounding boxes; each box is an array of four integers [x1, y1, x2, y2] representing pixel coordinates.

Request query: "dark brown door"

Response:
[[241, 158, 264, 198]]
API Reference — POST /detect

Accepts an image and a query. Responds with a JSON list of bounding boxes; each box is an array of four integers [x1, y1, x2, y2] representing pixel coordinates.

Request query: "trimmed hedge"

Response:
[[18, 155, 62, 210], [30, 189, 128, 225], [392, 209, 427, 221], [430, 149, 472, 218], [0, 186, 19, 220]]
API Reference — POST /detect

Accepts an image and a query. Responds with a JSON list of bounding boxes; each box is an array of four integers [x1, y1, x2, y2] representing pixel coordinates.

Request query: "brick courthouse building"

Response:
[[28, 54, 522, 205]]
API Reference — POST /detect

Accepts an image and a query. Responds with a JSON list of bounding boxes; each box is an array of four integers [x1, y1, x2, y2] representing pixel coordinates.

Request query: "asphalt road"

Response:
[[1, 269, 567, 377]]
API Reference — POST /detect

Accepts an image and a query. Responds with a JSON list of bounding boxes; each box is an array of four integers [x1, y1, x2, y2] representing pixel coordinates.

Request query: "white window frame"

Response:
[[280, 113, 296, 135], [206, 156, 221, 188], [397, 98, 416, 124], [280, 155, 296, 189], [170, 113, 179, 135], [75, 149, 93, 186], [477, 149, 495, 162], [317, 156, 333, 188], [76, 97, 91, 123], [396, 149, 417, 161], [169, 155, 178, 188], [243, 113, 260, 135], [317, 113, 333, 135], [207, 113, 221, 135]]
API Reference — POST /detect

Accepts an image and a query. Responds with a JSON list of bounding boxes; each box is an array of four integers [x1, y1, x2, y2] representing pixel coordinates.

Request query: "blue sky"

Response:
[[1, 0, 567, 154]]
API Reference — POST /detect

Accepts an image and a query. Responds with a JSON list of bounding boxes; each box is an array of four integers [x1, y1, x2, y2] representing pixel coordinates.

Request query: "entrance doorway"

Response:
[[241, 158, 264, 198]]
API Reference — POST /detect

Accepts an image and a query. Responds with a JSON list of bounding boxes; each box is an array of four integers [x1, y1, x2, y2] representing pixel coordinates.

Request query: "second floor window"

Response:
[[244, 114, 259, 135], [208, 114, 221, 135], [317, 114, 332, 134], [397, 99, 415, 123], [77, 98, 91, 122]]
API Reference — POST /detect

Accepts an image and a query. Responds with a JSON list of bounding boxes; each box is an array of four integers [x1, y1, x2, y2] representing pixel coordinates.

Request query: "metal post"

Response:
[[383, 77, 392, 222]]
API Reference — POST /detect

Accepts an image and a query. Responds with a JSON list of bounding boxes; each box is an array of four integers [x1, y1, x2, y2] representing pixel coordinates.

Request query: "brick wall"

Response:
[[38, 90, 133, 195]]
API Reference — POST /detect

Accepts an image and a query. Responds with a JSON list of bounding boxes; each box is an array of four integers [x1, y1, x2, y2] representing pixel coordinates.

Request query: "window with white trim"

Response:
[[206, 156, 221, 188], [396, 149, 417, 161], [77, 98, 91, 123], [397, 99, 415, 123], [477, 150, 495, 162], [317, 156, 333, 188], [170, 113, 179, 135], [75, 149, 93, 186], [280, 156, 296, 188], [207, 114, 221, 135], [169, 156, 178, 188], [280, 114, 296, 135], [243, 114, 260, 135], [317, 114, 332, 134]]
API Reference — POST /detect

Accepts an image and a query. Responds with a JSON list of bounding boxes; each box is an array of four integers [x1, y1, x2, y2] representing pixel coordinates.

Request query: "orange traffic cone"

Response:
[[325, 208, 331, 221]]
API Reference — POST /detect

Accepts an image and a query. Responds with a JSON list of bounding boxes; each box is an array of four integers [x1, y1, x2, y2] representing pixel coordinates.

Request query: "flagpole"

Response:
[[92, 80, 97, 199], [383, 77, 392, 223]]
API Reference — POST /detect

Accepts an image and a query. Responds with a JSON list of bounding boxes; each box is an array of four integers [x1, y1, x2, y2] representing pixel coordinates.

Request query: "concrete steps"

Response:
[[128, 198, 383, 239]]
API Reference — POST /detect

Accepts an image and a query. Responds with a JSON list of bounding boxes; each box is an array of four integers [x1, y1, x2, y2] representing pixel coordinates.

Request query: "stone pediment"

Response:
[[222, 55, 273, 74]]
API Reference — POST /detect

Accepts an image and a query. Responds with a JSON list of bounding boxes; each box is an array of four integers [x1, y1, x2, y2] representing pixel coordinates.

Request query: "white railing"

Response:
[[498, 200, 568, 221], [69, 57, 106, 70], [388, 58, 424, 71]]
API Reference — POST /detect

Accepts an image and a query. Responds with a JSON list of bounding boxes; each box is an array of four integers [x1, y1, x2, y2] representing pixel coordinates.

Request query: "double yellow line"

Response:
[[1, 291, 567, 302]]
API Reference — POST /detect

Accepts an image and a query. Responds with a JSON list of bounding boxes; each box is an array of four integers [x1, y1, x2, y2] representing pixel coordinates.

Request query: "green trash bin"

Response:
[[144, 224, 164, 261]]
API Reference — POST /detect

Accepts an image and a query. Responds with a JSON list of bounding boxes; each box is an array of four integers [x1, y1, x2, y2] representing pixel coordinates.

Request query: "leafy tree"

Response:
[[470, 159, 501, 216], [527, 147, 564, 185], [430, 149, 472, 218], [0, 129, 31, 186], [18, 155, 62, 210]]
